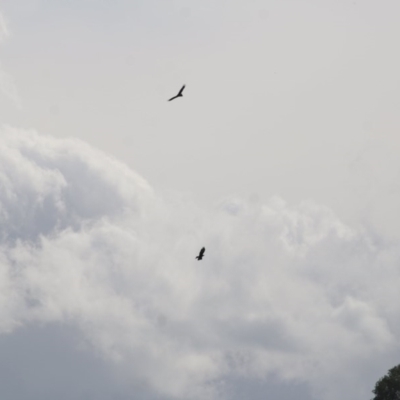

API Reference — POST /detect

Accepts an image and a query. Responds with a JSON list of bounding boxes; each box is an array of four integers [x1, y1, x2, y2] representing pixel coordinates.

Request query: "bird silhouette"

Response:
[[196, 247, 205, 261], [168, 85, 185, 101]]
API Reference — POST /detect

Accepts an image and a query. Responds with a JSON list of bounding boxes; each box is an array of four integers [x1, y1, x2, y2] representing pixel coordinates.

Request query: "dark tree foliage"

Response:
[[372, 365, 400, 400]]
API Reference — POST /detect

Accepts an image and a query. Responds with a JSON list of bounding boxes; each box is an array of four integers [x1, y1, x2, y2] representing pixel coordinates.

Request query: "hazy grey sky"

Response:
[[0, 1, 400, 399]]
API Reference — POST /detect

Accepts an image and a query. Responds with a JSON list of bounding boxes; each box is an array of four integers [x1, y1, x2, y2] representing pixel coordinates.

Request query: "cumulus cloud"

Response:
[[0, 126, 399, 400]]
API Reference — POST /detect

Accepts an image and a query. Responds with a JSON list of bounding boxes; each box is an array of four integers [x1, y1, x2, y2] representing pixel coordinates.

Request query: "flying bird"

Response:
[[168, 84, 185, 101], [196, 247, 205, 261]]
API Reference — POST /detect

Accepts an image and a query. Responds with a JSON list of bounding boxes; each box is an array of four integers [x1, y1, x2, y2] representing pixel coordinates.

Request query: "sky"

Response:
[[0, 1, 400, 399]]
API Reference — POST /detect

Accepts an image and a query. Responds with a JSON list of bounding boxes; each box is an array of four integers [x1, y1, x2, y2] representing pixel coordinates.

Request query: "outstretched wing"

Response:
[[178, 84, 186, 95], [168, 85, 185, 101], [200, 247, 205, 257]]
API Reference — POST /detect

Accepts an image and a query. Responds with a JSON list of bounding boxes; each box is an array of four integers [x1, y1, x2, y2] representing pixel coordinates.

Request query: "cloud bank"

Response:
[[0, 126, 399, 400]]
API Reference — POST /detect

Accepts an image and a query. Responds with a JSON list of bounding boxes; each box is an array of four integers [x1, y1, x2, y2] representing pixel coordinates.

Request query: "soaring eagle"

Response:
[[168, 84, 185, 101], [196, 247, 205, 261]]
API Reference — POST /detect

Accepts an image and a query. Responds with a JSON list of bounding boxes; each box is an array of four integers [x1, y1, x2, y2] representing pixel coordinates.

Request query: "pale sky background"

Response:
[[0, 1, 400, 399]]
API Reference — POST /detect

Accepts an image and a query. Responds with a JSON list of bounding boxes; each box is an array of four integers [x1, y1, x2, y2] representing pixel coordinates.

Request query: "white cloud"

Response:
[[0, 11, 8, 41], [0, 10, 20, 107], [0, 126, 399, 399]]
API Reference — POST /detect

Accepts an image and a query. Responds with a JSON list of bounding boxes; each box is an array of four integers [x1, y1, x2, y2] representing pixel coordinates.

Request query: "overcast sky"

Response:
[[0, 1, 400, 399]]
